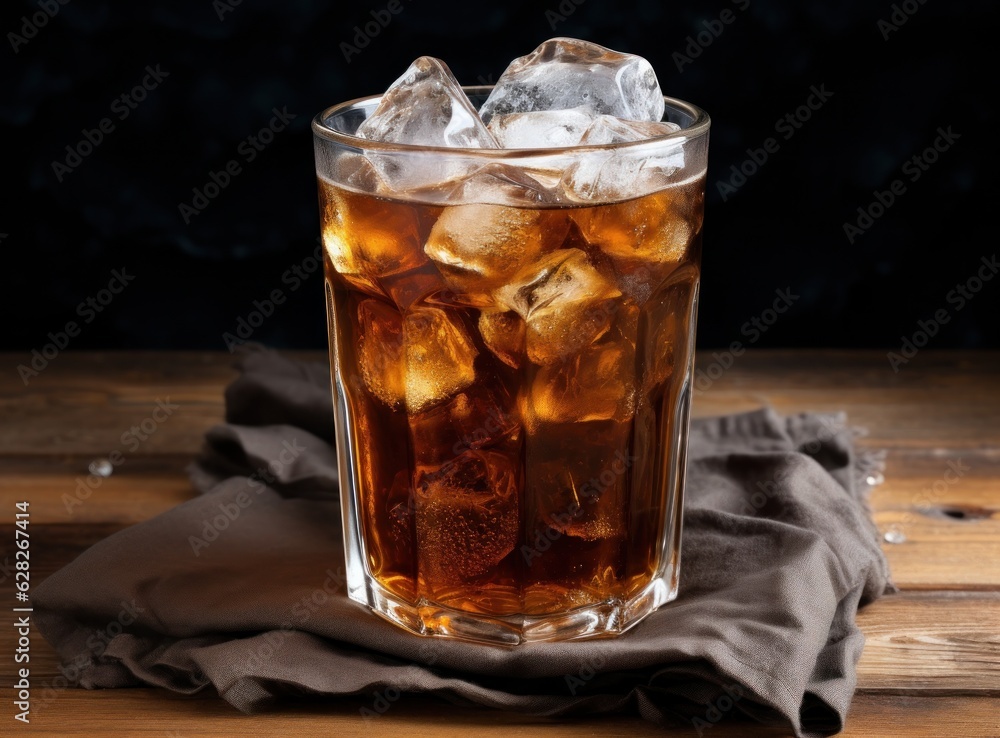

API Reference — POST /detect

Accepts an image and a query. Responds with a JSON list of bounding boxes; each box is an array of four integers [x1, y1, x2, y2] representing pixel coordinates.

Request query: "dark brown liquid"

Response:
[[320, 178, 702, 615]]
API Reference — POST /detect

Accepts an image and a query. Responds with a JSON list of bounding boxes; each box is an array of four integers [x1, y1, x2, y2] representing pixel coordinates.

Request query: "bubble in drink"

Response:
[[479, 38, 665, 124]]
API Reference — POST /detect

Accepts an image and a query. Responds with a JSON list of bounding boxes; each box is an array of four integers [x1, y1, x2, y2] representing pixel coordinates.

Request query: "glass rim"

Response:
[[311, 85, 710, 157]]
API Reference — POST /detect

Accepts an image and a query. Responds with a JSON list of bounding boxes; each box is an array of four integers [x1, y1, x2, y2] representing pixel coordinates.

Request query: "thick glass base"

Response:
[[350, 566, 679, 646]]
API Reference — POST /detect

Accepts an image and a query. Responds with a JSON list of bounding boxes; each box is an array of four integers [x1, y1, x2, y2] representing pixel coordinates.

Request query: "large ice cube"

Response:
[[320, 184, 427, 297], [561, 116, 685, 202], [356, 301, 478, 412], [580, 116, 680, 145], [478, 310, 525, 368], [525, 419, 631, 542], [526, 331, 636, 426], [486, 107, 594, 149], [409, 376, 520, 471], [573, 184, 697, 268], [424, 203, 570, 300], [357, 56, 497, 148], [414, 449, 520, 582], [355, 57, 498, 191], [495, 249, 621, 365], [479, 38, 664, 124]]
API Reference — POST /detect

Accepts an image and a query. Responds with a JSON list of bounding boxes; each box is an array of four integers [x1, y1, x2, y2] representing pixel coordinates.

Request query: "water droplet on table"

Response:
[[883, 525, 906, 544], [89, 458, 114, 477]]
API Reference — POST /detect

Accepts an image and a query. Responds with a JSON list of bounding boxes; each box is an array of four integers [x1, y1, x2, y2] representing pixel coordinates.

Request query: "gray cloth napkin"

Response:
[[35, 348, 893, 737]]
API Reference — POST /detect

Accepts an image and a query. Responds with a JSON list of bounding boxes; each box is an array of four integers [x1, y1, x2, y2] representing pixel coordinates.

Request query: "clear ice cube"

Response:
[[356, 300, 478, 412], [355, 57, 498, 191], [479, 38, 665, 124], [494, 248, 621, 365], [486, 107, 595, 149], [424, 203, 570, 301]]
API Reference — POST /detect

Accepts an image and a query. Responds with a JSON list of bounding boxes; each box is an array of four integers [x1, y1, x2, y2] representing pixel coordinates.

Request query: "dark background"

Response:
[[3, 0, 996, 355]]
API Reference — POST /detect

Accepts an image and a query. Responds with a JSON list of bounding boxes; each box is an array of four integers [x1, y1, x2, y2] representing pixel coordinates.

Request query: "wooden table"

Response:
[[2, 351, 998, 737]]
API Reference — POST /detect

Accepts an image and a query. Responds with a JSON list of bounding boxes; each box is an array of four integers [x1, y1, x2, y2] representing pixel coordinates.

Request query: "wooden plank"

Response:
[[2, 351, 999, 456], [855, 593, 1000, 692], [5, 690, 1000, 737], [3, 449, 998, 589], [872, 453, 1000, 590], [0, 456, 197, 524]]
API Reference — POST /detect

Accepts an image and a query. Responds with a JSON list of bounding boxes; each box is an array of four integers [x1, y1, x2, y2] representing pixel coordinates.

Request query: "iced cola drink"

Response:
[[313, 40, 709, 643]]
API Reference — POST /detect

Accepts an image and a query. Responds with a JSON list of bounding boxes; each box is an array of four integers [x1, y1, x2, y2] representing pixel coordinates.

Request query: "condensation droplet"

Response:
[[883, 525, 906, 545], [89, 458, 113, 478]]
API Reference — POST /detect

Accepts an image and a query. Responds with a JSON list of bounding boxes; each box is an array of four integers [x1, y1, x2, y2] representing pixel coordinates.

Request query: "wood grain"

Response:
[[1, 350, 998, 735], [6, 691, 1000, 737]]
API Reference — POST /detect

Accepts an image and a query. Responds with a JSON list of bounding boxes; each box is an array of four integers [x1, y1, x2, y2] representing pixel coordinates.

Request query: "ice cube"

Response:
[[639, 266, 699, 393], [561, 116, 685, 202], [478, 310, 525, 368], [580, 116, 680, 145], [444, 163, 555, 206], [321, 185, 427, 297], [479, 38, 664, 124], [486, 107, 594, 149], [523, 301, 638, 427], [355, 57, 498, 191], [409, 376, 520, 471], [357, 57, 497, 148], [525, 419, 631, 541], [495, 249, 621, 365], [525, 331, 636, 426], [424, 203, 570, 301], [573, 185, 697, 268], [356, 301, 478, 412], [414, 449, 520, 582]]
